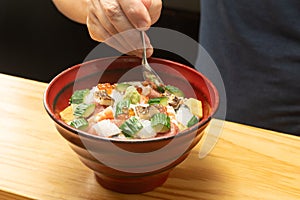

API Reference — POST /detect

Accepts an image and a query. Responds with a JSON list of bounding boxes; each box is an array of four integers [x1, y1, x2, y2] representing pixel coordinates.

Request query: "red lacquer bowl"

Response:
[[43, 56, 219, 194]]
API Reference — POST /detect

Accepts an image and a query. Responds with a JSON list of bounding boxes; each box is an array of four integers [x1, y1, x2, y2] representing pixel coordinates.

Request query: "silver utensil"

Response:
[[140, 31, 164, 86]]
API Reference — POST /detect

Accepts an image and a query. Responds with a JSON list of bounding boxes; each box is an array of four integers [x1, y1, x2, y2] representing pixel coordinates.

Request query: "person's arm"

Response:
[[52, 0, 162, 57]]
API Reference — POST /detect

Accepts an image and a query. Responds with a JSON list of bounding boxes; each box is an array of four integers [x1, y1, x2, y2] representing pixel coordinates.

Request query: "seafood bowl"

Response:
[[43, 56, 219, 193]]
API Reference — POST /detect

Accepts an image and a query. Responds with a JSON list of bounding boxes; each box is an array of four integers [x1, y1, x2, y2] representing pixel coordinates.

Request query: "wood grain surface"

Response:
[[0, 73, 299, 200]]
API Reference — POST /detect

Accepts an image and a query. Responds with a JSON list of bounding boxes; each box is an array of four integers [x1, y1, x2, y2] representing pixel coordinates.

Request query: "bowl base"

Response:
[[94, 170, 170, 194]]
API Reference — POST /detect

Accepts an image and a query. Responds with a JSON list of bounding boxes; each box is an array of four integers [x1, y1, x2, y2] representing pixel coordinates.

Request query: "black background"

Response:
[[0, 1, 200, 82]]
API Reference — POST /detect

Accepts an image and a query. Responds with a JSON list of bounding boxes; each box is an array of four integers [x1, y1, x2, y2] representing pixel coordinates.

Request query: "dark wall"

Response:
[[153, 6, 200, 69], [0, 1, 200, 82], [0, 1, 97, 82]]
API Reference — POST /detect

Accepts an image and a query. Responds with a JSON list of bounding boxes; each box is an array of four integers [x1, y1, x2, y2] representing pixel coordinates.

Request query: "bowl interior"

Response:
[[44, 56, 219, 142]]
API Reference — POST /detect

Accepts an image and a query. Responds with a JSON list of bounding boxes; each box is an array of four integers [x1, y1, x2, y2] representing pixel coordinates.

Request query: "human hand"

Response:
[[86, 0, 162, 57]]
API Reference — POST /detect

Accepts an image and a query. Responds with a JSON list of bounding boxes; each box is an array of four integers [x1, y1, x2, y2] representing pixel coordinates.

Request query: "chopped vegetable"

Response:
[[148, 97, 168, 106], [165, 85, 184, 97], [62, 81, 204, 139], [70, 89, 90, 104], [187, 115, 199, 127], [115, 99, 130, 117], [70, 118, 89, 130], [116, 83, 131, 93], [73, 103, 95, 118], [156, 86, 165, 93], [119, 116, 143, 137], [151, 113, 171, 133], [59, 105, 74, 123], [177, 122, 187, 131], [124, 86, 140, 104], [184, 98, 203, 118]]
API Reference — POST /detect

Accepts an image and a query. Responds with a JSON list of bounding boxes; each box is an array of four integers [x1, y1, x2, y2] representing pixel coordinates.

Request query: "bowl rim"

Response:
[[43, 56, 219, 143]]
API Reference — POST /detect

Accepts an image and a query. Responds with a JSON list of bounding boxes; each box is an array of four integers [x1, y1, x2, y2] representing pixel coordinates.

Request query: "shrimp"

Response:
[[94, 106, 114, 122], [139, 94, 149, 104]]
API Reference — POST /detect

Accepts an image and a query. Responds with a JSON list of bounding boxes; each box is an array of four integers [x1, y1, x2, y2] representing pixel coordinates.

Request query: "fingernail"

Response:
[[146, 46, 153, 58], [137, 21, 150, 30]]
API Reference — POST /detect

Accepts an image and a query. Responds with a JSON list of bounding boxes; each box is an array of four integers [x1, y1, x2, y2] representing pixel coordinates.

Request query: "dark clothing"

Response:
[[200, 0, 300, 135]]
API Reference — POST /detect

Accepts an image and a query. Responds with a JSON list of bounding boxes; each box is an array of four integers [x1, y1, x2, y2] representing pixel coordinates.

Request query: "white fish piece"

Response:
[[110, 89, 123, 114], [92, 119, 121, 137], [111, 89, 122, 105], [84, 86, 98, 104], [136, 120, 157, 139], [176, 105, 194, 126]]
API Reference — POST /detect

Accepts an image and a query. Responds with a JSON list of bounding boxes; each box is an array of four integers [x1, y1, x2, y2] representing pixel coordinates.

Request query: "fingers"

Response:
[[100, 0, 145, 54], [87, 0, 135, 53], [103, 29, 153, 58], [118, 0, 151, 30], [86, 11, 130, 54], [148, 0, 162, 24], [86, 0, 161, 57], [89, 0, 135, 53], [118, 0, 162, 29]]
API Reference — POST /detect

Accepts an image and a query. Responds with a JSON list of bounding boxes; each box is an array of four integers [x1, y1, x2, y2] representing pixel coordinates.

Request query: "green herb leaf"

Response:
[[124, 86, 140, 104], [115, 99, 131, 117], [116, 83, 131, 93], [73, 103, 95, 118], [70, 118, 89, 130], [70, 89, 90, 104], [187, 115, 199, 127], [151, 113, 171, 133], [148, 97, 168, 106], [119, 116, 143, 137]]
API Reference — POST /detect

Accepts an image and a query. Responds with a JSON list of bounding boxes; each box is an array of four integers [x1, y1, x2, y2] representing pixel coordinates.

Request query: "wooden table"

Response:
[[0, 73, 299, 200]]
